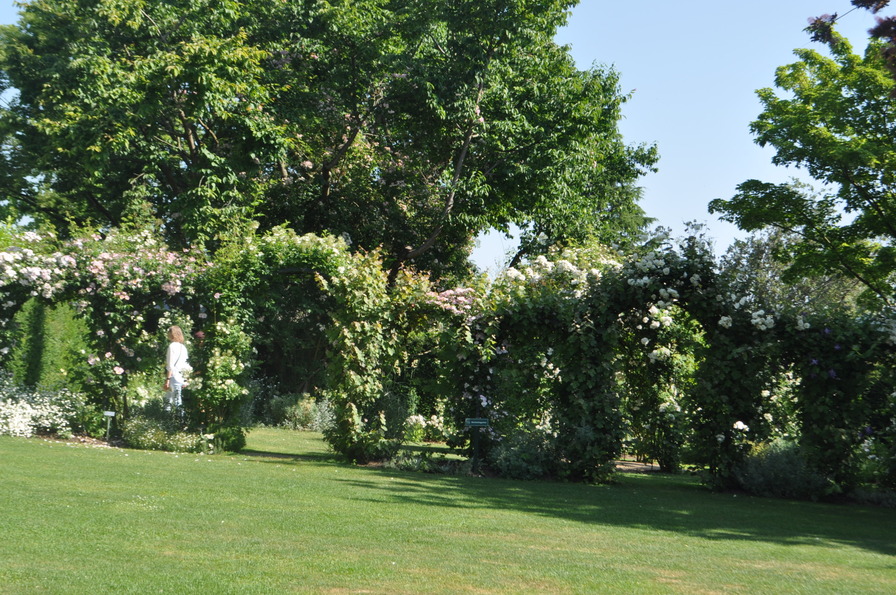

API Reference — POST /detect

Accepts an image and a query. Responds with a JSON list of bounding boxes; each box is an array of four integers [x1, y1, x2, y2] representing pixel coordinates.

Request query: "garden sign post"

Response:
[[103, 411, 116, 443]]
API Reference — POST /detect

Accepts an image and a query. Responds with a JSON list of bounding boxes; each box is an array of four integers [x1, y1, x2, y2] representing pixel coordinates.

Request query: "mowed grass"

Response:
[[1, 429, 894, 594]]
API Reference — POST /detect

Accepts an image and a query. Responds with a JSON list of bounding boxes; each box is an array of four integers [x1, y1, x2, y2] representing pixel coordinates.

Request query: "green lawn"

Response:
[[1, 429, 894, 594]]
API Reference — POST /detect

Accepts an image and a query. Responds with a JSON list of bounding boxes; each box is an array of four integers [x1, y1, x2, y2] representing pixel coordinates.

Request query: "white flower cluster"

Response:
[[534, 255, 553, 271], [0, 378, 79, 438], [19, 231, 44, 243], [0, 247, 75, 301], [795, 315, 811, 331], [750, 309, 775, 331], [623, 249, 699, 308], [657, 287, 679, 305], [718, 316, 733, 329], [632, 251, 666, 274], [648, 346, 672, 362], [732, 420, 750, 432], [500, 255, 592, 299], [0, 399, 72, 438], [728, 293, 752, 310], [406, 414, 427, 430], [636, 305, 674, 332], [658, 400, 681, 419], [504, 267, 526, 282], [538, 354, 562, 381], [555, 259, 577, 275], [404, 413, 447, 441], [0, 400, 40, 437]]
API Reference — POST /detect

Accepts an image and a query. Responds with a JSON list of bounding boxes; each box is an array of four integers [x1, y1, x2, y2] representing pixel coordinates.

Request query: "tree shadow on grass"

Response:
[[233, 448, 345, 466], [332, 469, 896, 559], [236, 429, 345, 466]]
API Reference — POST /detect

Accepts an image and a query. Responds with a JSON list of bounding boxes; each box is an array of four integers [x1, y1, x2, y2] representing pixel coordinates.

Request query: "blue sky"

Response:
[[475, 0, 881, 271], [0, 1, 884, 270]]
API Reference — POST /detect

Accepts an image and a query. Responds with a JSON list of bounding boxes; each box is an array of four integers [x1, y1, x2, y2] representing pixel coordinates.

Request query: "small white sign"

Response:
[[103, 411, 116, 417]]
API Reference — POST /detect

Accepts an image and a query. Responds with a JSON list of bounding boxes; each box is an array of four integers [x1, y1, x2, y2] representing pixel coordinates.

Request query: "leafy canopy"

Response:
[[0, 0, 656, 279]]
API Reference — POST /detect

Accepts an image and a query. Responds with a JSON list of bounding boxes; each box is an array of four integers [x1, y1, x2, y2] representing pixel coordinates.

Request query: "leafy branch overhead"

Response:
[[710, 25, 896, 307]]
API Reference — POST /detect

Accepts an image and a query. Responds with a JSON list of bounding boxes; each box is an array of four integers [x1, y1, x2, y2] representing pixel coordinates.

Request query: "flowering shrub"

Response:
[[488, 422, 559, 480], [617, 299, 697, 472], [315, 244, 441, 461], [260, 391, 334, 431], [118, 397, 215, 453], [404, 414, 428, 442], [120, 417, 214, 453], [192, 319, 251, 417], [0, 373, 97, 438], [437, 245, 626, 482], [0, 398, 70, 438], [420, 229, 896, 489]]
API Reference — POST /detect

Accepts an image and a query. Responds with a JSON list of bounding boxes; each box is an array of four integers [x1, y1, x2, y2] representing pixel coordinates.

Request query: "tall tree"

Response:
[[709, 28, 896, 306], [0, 0, 656, 280]]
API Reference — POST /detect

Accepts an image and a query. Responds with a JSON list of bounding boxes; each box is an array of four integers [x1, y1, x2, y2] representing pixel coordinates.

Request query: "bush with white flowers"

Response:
[[0, 372, 92, 438]]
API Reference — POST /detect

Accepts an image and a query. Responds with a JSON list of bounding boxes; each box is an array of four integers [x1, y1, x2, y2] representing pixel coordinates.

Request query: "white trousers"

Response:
[[165, 372, 185, 411]]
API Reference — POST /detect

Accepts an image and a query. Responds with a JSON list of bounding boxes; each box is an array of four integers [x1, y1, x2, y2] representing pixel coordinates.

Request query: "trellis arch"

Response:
[[447, 235, 894, 485]]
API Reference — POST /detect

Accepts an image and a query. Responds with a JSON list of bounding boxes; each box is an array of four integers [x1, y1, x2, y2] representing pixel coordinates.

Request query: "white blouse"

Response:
[[166, 341, 189, 377]]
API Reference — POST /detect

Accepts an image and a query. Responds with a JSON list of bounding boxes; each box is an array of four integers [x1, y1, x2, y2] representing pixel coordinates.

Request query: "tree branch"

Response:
[[388, 68, 491, 284], [177, 110, 199, 158], [195, 116, 220, 149], [839, 167, 896, 239]]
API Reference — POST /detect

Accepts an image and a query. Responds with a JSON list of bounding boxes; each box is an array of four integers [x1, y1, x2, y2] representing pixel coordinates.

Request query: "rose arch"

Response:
[[438, 234, 896, 486]]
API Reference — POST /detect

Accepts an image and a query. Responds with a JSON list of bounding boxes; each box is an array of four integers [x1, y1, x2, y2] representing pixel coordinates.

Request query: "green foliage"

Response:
[[7, 299, 90, 391], [385, 450, 468, 474], [856, 389, 896, 489], [120, 411, 213, 454], [719, 228, 865, 313], [3, 224, 896, 494], [324, 402, 399, 464], [209, 424, 246, 453], [436, 246, 629, 482], [618, 304, 699, 473], [779, 311, 896, 486], [0, 228, 211, 416], [318, 251, 432, 462], [203, 227, 349, 396], [488, 423, 558, 480], [120, 397, 244, 453], [709, 30, 896, 307], [190, 318, 252, 427], [261, 391, 334, 432]]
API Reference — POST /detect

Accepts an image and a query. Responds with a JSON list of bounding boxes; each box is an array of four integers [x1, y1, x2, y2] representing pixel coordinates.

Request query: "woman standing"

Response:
[[164, 325, 189, 417]]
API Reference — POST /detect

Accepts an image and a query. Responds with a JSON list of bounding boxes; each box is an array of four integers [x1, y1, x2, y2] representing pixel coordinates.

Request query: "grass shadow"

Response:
[[244, 428, 896, 558], [334, 467, 896, 559]]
